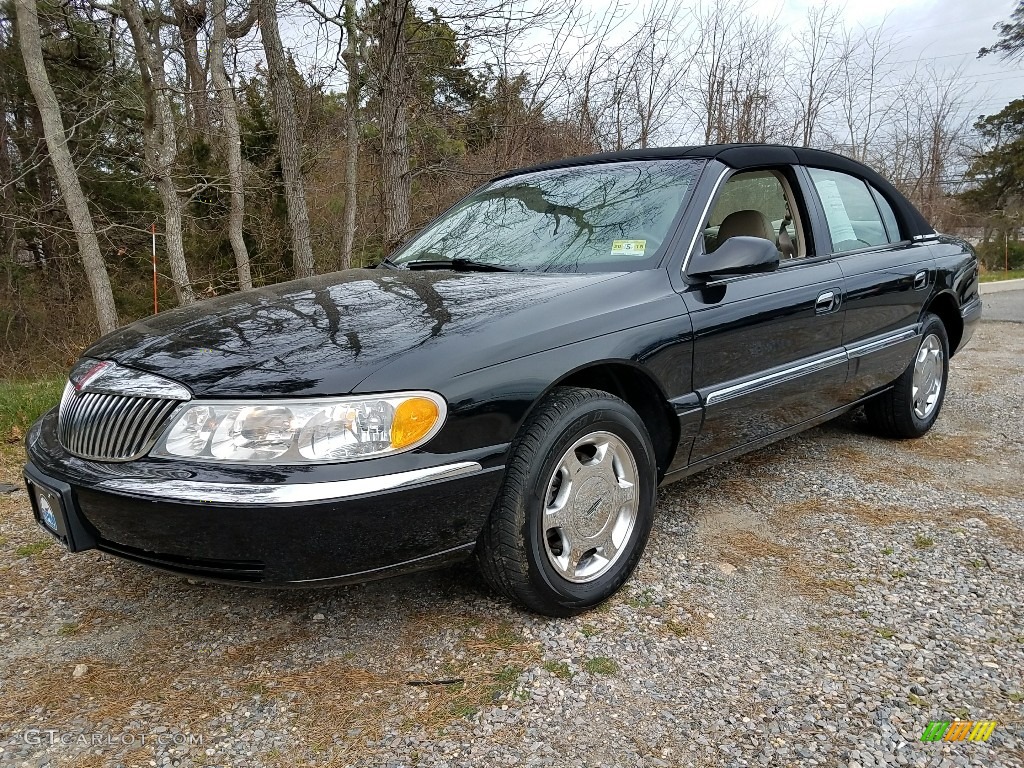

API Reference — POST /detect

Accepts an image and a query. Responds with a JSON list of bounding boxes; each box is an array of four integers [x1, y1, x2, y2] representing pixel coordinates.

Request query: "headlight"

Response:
[[152, 391, 446, 464]]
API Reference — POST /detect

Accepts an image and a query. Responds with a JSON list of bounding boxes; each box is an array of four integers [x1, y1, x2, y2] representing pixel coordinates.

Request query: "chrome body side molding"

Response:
[[704, 327, 921, 406], [846, 327, 919, 359], [705, 351, 848, 406]]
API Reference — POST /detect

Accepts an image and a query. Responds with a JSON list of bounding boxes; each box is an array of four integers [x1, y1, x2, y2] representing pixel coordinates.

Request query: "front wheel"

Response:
[[865, 313, 949, 438], [476, 387, 657, 617]]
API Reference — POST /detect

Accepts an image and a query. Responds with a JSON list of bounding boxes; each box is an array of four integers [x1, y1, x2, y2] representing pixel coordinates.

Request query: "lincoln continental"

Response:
[[24, 144, 982, 616]]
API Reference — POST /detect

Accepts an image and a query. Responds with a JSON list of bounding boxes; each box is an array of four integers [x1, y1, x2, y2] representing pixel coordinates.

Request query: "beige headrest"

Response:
[[717, 209, 776, 245]]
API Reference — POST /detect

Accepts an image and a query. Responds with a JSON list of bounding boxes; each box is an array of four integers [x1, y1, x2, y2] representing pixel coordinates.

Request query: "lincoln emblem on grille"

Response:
[[59, 359, 192, 462]]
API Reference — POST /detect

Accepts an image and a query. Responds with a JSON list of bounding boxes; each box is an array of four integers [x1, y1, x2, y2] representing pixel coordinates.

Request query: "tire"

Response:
[[476, 387, 657, 617], [865, 313, 949, 439]]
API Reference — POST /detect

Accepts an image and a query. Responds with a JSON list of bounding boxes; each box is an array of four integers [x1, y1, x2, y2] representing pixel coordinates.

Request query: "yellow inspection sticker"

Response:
[[610, 239, 647, 256]]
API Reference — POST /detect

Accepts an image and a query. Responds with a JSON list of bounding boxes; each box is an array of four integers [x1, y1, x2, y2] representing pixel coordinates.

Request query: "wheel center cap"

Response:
[[572, 475, 613, 535]]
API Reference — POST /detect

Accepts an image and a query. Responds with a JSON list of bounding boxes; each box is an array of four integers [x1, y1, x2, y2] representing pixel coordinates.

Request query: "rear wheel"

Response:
[[865, 313, 949, 438], [476, 387, 657, 616]]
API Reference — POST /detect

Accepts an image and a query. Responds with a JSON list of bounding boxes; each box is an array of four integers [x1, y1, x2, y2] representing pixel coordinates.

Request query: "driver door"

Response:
[[681, 167, 848, 464]]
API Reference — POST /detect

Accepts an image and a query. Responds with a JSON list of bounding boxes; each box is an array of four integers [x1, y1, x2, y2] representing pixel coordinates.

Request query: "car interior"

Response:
[[702, 170, 806, 260]]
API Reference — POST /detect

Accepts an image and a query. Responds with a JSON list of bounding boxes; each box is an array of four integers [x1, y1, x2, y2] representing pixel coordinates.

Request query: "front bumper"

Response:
[[24, 410, 505, 585]]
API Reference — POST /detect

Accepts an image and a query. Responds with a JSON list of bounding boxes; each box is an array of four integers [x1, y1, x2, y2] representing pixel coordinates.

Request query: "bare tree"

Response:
[[587, 0, 691, 150], [257, 0, 316, 277], [883, 66, 975, 228], [629, 1, 690, 149], [836, 19, 900, 162], [14, 0, 119, 333], [340, 0, 359, 269], [172, 0, 210, 135], [372, 0, 411, 251], [789, 2, 846, 148], [691, 1, 781, 144], [120, 0, 196, 305], [209, 0, 252, 288]]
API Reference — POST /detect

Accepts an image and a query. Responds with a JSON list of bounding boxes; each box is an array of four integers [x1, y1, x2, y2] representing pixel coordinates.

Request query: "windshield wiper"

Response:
[[404, 258, 516, 272]]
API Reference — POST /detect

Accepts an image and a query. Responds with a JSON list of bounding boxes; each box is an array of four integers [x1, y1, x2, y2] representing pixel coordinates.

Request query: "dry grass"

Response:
[[781, 563, 856, 599], [840, 500, 920, 527], [4, 622, 310, 731], [770, 498, 827, 529], [899, 431, 991, 462], [825, 442, 948, 488], [720, 530, 795, 563], [3, 608, 541, 766], [957, 476, 1024, 502], [663, 608, 712, 639], [244, 615, 539, 757], [949, 509, 1024, 552]]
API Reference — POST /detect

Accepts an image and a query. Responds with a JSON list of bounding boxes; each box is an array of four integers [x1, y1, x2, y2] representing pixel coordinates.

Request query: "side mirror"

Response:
[[688, 236, 780, 281]]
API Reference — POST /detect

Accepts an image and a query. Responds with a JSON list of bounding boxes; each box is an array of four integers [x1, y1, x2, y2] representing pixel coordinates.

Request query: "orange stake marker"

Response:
[[152, 222, 158, 314]]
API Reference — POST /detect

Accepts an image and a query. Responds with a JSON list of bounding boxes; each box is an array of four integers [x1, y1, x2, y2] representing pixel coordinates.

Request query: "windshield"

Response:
[[390, 159, 704, 273]]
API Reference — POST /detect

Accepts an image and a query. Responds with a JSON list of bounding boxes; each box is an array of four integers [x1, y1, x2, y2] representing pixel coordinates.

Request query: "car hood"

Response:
[[83, 268, 664, 397]]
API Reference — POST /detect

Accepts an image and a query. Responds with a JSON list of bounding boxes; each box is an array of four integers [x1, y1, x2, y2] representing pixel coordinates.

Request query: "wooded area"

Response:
[[1, 0, 1022, 376]]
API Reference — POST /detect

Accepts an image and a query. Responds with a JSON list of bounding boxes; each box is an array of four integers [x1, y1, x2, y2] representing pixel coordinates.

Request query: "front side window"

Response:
[[808, 168, 890, 252], [390, 159, 704, 273], [702, 170, 805, 259]]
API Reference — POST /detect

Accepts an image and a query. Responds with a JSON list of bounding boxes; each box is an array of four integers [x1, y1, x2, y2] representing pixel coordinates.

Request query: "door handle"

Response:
[[815, 290, 839, 314], [913, 270, 928, 290]]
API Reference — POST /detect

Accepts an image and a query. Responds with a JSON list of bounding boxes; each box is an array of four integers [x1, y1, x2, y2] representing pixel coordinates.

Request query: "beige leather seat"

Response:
[[715, 209, 776, 250]]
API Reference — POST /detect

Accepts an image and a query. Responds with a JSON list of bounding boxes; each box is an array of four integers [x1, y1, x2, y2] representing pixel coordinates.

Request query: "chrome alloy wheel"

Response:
[[912, 333, 944, 420], [542, 430, 639, 583]]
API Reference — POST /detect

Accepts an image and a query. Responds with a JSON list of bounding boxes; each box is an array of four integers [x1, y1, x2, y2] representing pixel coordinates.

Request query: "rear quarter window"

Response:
[[870, 186, 903, 242]]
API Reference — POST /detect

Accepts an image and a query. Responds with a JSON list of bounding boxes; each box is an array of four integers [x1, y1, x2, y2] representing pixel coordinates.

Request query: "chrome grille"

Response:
[[58, 383, 182, 461]]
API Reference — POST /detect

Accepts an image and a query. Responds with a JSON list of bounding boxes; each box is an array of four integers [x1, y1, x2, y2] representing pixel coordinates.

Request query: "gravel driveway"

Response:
[[1, 321, 1022, 768]]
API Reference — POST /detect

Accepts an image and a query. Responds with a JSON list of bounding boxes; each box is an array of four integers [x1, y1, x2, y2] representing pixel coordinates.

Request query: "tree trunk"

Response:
[[210, 0, 252, 289], [121, 0, 196, 305], [340, 0, 358, 270], [376, 0, 411, 252], [14, 0, 119, 333], [172, 0, 211, 136], [0, 93, 17, 263], [257, 0, 315, 278]]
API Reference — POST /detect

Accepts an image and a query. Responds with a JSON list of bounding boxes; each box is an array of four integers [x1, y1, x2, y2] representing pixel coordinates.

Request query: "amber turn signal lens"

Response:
[[390, 397, 440, 449]]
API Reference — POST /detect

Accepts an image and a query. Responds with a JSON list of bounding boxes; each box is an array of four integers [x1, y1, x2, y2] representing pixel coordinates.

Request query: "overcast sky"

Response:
[[776, 0, 1023, 118], [281, 0, 1023, 123]]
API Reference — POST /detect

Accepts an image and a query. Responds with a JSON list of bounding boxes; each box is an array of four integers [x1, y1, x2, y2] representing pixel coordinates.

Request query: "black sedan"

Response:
[[23, 144, 982, 616]]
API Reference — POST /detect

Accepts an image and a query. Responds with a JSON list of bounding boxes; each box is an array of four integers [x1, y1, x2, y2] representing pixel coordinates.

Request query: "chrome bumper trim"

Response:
[[960, 295, 982, 319], [96, 461, 484, 505]]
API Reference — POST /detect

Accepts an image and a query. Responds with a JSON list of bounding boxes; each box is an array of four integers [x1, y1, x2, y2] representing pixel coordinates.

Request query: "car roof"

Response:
[[492, 144, 934, 237]]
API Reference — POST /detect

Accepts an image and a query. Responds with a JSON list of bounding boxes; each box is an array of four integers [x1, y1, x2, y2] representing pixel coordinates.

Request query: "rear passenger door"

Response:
[[800, 167, 933, 401]]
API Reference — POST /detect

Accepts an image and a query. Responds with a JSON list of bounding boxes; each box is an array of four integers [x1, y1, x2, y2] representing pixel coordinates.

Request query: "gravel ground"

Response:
[[1, 321, 1022, 768]]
